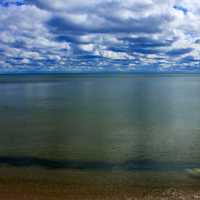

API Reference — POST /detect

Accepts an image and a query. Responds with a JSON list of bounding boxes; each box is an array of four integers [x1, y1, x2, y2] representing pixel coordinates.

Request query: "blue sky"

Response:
[[0, 0, 200, 73]]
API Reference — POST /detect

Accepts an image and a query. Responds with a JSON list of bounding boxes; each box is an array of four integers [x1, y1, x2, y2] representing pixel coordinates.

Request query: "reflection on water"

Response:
[[0, 74, 200, 169]]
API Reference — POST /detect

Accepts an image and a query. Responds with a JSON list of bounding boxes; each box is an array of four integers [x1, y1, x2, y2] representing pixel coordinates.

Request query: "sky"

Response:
[[0, 0, 200, 73]]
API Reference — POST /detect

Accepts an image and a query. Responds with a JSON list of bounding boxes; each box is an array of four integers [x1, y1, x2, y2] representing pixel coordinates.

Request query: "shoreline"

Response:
[[1, 181, 200, 200], [1, 167, 200, 199]]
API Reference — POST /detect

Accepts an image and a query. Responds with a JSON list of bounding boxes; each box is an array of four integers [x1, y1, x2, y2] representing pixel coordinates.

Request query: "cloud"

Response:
[[174, 5, 188, 14], [0, 0, 24, 7], [166, 48, 194, 56], [32, 0, 175, 35], [0, 2, 70, 72], [0, 0, 200, 72]]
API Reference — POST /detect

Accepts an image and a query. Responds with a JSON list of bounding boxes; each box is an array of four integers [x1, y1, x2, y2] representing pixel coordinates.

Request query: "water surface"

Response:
[[0, 74, 200, 184]]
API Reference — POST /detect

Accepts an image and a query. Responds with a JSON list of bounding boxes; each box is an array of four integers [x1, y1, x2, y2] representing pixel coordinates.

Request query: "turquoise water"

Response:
[[0, 74, 200, 172]]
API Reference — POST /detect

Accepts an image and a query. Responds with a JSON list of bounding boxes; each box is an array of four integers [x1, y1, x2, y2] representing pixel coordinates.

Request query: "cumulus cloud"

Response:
[[0, 0, 200, 72]]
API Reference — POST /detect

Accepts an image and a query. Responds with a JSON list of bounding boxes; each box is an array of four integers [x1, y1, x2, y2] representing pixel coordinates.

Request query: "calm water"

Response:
[[0, 74, 200, 175]]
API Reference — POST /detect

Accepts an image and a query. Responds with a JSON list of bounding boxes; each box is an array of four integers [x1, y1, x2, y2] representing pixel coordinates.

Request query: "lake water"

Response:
[[0, 74, 200, 185]]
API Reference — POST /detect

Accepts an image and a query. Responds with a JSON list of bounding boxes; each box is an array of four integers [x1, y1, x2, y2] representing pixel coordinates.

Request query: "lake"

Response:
[[0, 74, 200, 186]]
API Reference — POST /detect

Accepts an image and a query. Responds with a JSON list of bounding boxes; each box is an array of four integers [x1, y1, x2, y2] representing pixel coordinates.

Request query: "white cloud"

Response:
[[0, 0, 200, 72], [0, 4, 70, 71]]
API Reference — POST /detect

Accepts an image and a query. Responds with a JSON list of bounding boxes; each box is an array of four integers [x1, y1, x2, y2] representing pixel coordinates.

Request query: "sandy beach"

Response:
[[1, 167, 200, 200], [1, 180, 200, 200]]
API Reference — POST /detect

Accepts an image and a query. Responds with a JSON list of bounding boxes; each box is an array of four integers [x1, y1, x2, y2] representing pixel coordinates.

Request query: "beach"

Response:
[[2, 182, 200, 200], [1, 167, 200, 199]]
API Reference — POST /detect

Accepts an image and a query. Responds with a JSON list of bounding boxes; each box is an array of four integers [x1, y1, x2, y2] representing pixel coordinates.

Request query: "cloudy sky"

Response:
[[0, 0, 200, 73]]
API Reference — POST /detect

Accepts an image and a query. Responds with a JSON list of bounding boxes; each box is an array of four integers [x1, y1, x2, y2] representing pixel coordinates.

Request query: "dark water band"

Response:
[[0, 156, 200, 171]]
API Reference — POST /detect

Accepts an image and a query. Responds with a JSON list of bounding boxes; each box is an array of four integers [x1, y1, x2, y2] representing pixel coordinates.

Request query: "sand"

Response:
[[1, 182, 200, 200], [1, 167, 200, 200]]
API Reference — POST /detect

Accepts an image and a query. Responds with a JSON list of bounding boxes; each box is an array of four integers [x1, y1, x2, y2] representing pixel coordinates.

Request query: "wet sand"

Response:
[[1, 167, 200, 200], [1, 181, 200, 200]]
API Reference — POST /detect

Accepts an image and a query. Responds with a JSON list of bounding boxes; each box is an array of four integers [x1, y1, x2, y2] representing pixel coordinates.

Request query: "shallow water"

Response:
[[0, 74, 200, 183]]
